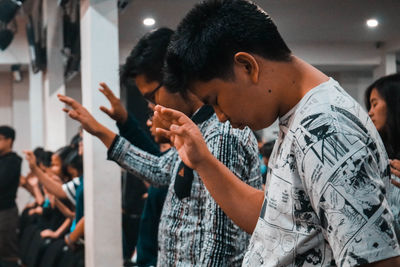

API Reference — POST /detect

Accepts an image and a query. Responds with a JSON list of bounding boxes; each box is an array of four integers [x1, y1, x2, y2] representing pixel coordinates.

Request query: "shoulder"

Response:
[[3, 152, 22, 165]]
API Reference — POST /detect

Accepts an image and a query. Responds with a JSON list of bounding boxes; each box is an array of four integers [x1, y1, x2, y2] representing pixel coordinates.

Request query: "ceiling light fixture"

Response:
[[143, 18, 155, 26], [366, 18, 378, 28]]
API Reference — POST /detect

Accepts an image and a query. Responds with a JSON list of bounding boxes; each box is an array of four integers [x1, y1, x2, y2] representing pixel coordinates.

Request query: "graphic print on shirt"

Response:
[[243, 80, 400, 267]]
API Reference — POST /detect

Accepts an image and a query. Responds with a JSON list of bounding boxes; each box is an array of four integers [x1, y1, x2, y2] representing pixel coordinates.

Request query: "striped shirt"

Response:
[[62, 177, 81, 206], [108, 113, 262, 266]]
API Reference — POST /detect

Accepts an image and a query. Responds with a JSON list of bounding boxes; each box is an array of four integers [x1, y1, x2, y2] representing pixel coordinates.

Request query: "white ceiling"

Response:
[[118, 0, 400, 45]]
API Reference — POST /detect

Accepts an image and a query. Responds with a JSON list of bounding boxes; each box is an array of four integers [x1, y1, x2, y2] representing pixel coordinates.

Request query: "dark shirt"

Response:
[[0, 152, 22, 211], [117, 114, 168, 266]]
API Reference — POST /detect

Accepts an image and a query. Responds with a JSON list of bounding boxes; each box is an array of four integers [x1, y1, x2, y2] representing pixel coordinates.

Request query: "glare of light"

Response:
[[366, 19, 378, 28], [143, 18, 155, 26]]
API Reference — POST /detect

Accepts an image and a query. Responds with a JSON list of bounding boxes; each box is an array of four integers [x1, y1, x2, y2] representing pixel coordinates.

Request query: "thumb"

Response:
[[100, 106, 113, 117], [68, 110, 80, 120]]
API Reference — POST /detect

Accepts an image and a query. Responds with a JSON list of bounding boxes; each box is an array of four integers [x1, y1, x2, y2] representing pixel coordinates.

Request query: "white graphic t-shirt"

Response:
[[243, 78, 400, 266]]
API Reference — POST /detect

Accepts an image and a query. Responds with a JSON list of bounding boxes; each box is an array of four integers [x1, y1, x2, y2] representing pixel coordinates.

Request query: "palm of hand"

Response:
[[111, 101, 126, 121], [172, 124, 208, 170]]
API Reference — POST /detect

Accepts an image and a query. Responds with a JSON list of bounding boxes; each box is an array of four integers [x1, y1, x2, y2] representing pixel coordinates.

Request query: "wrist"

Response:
[[120, 110, 128, 124], [195, 150, 216, 173], [95, 125, 117, 148]]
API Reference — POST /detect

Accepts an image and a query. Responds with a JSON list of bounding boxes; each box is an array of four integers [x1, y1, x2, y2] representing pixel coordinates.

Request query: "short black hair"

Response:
[[63, 149, 83, 178], [0, 125, 15, 142], [33, 147, 53, 167], [164, 0, 291, 94], [69, 132, 82, 150], [120, 27, 175, 87], [365, 73, 400, 158]]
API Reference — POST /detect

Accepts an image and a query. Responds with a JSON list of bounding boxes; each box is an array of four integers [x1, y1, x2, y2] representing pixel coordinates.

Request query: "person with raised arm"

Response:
[[58, 26, 262, 266]]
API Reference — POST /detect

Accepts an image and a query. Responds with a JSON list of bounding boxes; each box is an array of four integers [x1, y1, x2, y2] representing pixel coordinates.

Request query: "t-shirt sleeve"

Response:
[[62, 177, 81, 206], [294, 112, 400, 266]]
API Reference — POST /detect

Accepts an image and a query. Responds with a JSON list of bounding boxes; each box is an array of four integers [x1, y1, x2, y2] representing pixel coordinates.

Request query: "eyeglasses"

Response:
[[143, 83, 163, 105]]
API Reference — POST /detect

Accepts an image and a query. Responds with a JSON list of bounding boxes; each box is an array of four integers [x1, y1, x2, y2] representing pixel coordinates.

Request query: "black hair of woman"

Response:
[[365, 73, 400, 159]]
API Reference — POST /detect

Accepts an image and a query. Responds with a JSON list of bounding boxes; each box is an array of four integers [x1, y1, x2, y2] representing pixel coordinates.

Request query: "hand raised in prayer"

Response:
[[153, 105, 213, 170], [98, 82, 128, 124], [58, 94, 103, 136], [58, 94, 117, 148], [24, 150, 37, 171]]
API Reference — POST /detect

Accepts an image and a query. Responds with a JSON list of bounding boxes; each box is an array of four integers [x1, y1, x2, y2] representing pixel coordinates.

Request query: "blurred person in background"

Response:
[[365, 73, 400, 238], [0, 126, 22, 266]]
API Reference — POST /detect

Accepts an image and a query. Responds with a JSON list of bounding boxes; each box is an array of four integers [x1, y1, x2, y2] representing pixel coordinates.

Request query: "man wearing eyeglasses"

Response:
[[59, 27, 262, 266]]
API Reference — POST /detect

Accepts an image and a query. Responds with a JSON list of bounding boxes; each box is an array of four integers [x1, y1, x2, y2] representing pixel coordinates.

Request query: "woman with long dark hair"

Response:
[[366, 73, 400, 240], [365, 73, 400, 181]]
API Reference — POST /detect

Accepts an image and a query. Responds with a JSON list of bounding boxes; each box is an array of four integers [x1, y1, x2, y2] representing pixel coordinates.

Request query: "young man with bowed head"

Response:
[[154, 0, 400, 266], [58, 27, 263, 266]]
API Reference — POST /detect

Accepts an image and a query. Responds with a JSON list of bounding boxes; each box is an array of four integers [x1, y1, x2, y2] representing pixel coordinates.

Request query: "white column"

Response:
[[373, 52, 397, 79], [29, 67, 45, 148], [43, 0, 67, 150], [80, 1, 122, 266]]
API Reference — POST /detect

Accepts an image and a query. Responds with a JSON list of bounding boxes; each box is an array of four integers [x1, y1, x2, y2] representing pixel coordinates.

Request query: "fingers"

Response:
[[23, 150, 34, 158], [63, 107, 82, 122], [390, 159, 400, 170], [57, 94, 81, 110], [390, 159, 400, 178], [391, 167, 400, 178], [99, 82, 117, 101], [154, 105, 190, 125], [155, 127, 172, 140], [391, 179, 400, 189], [99, 106, 113, 117]]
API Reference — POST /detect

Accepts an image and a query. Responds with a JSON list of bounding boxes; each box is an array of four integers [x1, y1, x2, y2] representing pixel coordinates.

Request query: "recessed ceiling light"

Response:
[[366, 19, 378, 28], [143, 18, 155, 26]]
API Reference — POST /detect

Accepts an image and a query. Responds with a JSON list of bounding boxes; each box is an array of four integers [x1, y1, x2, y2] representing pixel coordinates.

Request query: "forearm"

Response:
[[70, 217, 85, 242], [55, 198, 75, 219], [196, 153, 264, 234], [94, 124, 117, 149], [118, 114, 160, 155], [32, 166, 67, 199], [22, 182, 35, 196], [108, 136, 174, 186], [32, 184, 45, 205], [54, 218, 72, 238]]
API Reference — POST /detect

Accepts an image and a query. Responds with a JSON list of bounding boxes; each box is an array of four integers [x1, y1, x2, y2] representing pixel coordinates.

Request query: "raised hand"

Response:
[[24, 150, 37, 171], [58, 94, 103, 136], [154, 105, 212, 170], [58, 94, 117, 148], [98, 82, 128, 124]]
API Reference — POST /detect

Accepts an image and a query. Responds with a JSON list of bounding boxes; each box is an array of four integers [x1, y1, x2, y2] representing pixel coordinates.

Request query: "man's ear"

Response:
[[233, 52, 260, 84]]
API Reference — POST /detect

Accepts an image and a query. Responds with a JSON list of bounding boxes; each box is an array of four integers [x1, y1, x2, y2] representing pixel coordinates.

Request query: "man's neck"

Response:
[[186, 94, 205, 118], [0, 148, 12, 157], [267, 56, 329, 117]]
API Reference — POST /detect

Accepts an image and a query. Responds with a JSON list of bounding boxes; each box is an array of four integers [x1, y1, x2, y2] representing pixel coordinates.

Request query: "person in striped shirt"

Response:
[[58, 27, 262, 266]]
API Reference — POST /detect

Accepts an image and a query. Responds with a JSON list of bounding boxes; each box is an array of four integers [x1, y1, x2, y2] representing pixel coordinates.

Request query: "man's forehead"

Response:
[[191, 80, 218, 98]]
